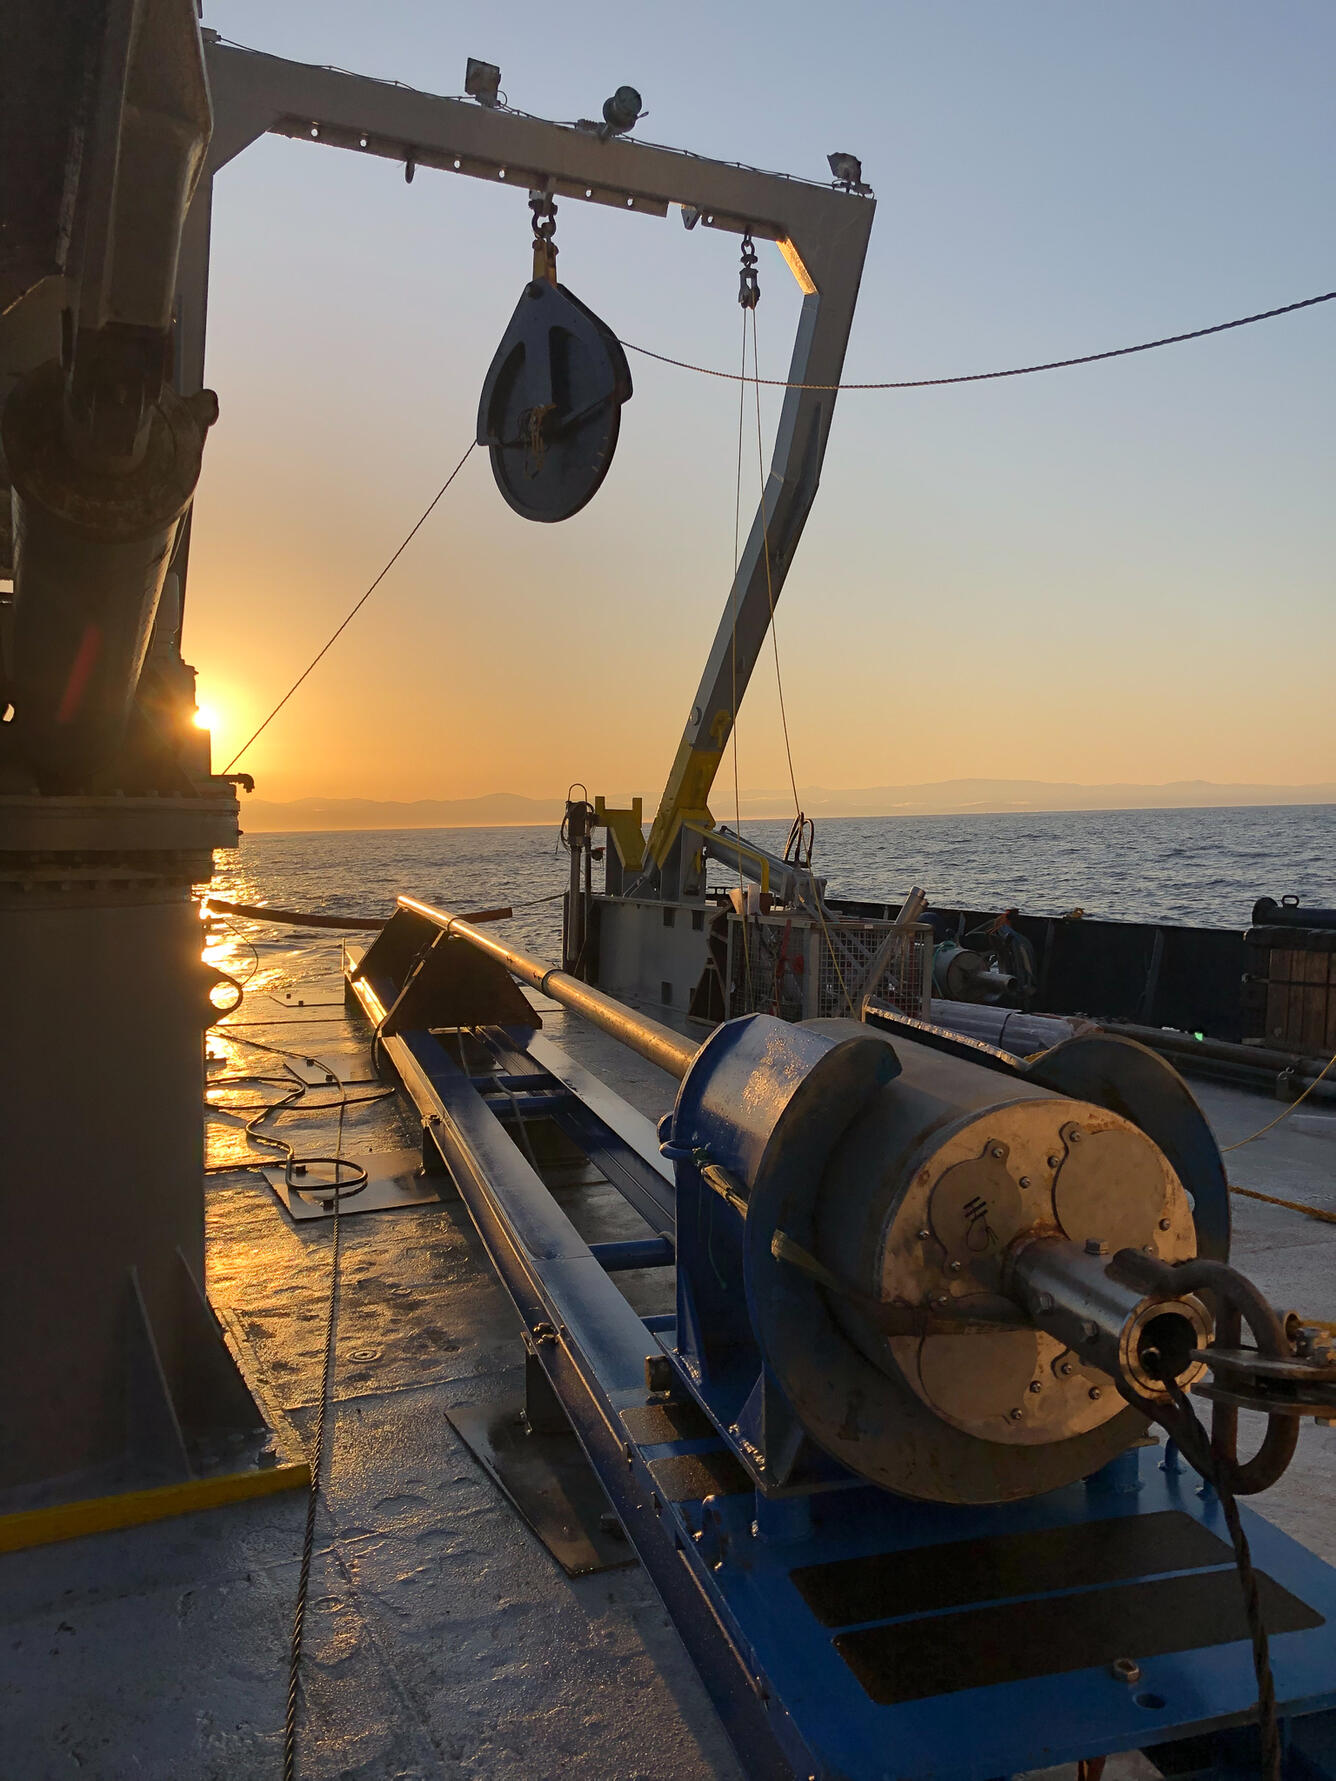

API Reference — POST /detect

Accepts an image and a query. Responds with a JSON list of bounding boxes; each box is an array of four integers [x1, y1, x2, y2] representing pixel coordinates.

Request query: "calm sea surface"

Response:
[[208, 805, 1334, 993]]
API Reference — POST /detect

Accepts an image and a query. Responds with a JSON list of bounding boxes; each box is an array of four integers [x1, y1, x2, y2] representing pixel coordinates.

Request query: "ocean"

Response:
[[207, 803, 1334, 996]]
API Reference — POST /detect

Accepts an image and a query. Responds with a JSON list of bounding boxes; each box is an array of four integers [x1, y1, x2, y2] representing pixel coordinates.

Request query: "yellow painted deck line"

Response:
[[0, 1459, 311, 1554]]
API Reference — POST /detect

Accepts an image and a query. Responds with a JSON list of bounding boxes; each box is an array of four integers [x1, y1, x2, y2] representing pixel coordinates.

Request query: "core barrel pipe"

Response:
[[1007, 1237, 1211, 1400], [397, 895, 698, 1080]]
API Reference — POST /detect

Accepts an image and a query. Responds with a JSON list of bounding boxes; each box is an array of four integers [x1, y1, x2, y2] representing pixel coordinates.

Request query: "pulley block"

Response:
[[476, 280, 632, 523]]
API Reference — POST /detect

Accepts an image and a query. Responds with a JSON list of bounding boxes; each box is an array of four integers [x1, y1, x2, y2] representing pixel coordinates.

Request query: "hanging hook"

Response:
[[529, 190, 559, 284], [738, 231, 760, 310]]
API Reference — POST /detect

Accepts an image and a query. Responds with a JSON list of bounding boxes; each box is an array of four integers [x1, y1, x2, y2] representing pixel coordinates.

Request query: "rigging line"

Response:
[[732, 306, 749, 1005], [224, 440, 477, 772], [1220, 1045, 1336, 1151], [1164, 1380, 1281, 1781], [1229, 1183, 1336, 1227], [282, 1132, 345, 1781], [621, 288, 1336, 392], [747, 308, 855, 1019], [748, 306, 799, 821], [206, 972, 358, 1781]]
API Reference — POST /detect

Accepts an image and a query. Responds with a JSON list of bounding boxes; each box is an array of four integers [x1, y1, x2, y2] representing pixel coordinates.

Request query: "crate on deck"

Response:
[[1243, 925, 1336, 1054]]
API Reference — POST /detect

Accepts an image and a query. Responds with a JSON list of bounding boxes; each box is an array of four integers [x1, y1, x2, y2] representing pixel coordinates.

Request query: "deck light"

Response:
[[465, 57, 502, 107], [600, 86, 643, 139], [827, 151, 868, 192]]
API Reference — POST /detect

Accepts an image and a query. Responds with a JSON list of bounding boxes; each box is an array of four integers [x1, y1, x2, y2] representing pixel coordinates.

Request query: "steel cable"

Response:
[[621, 289, 1336, 391], [224, 440, 477, 772], [747, 306, 800, 823], [282, 1099, 349, 1781], [731, 306, 751, 1005], [1221, 1045, 1336, 1151], [202, 998, 366, 1778], [743, 308, 856, 1017], [205, 1013, 363, 1778], [1230, 1182, 1336, 1226], [1165, 1380, 1281, 1781]]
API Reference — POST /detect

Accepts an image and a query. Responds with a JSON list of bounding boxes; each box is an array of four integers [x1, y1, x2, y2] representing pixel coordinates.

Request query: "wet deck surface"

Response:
[[3, 955, 1334, 1781]]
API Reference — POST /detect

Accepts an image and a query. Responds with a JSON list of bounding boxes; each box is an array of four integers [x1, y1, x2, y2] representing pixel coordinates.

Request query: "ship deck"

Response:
[[3, 947, 1335, 1781]]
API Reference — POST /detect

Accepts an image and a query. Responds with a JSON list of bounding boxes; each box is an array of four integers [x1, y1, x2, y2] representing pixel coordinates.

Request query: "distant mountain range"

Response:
[[238, 780, 1336, 832]]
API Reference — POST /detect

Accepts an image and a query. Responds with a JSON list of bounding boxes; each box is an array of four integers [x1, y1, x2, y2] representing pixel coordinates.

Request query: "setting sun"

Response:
[[194, 705, 218, 731]]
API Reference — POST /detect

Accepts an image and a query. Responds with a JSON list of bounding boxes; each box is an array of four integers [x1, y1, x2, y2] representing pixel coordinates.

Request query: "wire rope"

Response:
[[282, 1089, 349, 1781], [1165, 1382, 1281, 1781], [204, 970, 376, 1778], [1229, 1183, 1336, 1226], [224, 440, 477, 772], [1221, 1046, 1336, 1151], [621, 289, 1336, 391], [731, 307, 751, 1007], [748, 308, 800, 821], [744, 308, 856, 1017]]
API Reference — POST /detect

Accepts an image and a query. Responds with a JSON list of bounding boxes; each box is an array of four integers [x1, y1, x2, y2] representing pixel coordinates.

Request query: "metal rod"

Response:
[[1108, 1022, 1333, 1076], [398, 896, 699, 1080]]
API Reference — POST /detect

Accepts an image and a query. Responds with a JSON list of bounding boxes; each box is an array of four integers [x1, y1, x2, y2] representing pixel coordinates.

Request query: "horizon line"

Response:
[[236, 795, 1336, 836]]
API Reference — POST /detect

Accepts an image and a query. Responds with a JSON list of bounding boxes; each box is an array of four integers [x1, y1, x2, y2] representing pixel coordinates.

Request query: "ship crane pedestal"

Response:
[[350, 898, 1336, 1781]]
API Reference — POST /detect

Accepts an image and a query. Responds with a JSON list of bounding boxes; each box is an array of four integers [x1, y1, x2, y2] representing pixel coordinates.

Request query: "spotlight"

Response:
[[465, 57, 502, 107], [680, 204, 702, 231], [600, 85, 643, 139], [827, 151, 869, 193]]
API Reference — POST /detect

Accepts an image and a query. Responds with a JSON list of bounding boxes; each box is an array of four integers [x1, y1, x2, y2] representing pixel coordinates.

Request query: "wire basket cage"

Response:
[[726, 914, 932, 1022]]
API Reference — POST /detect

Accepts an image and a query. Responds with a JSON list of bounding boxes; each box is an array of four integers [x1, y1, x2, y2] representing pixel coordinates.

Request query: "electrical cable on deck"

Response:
[[204, 1027, 392, 1184]]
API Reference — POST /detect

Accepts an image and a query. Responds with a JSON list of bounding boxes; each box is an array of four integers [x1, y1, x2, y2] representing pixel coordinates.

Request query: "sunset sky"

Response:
[[186, 1, 1334, 808]]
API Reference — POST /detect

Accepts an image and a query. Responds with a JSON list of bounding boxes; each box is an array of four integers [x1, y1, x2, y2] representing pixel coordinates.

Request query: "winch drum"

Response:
[[745, 1027, 1201, 1504]]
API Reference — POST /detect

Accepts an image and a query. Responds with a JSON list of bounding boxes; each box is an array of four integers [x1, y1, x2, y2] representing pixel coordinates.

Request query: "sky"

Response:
[[185, 1, 1335, 808]]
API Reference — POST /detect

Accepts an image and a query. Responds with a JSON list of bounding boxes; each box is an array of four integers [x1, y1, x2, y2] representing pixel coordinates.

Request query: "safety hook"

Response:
[[529, 190, 559, 284]]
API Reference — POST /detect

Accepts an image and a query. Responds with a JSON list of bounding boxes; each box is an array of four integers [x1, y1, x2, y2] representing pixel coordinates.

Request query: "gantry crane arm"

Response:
[[639, 214, 873, 892], [177, 39, 875, 872]]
